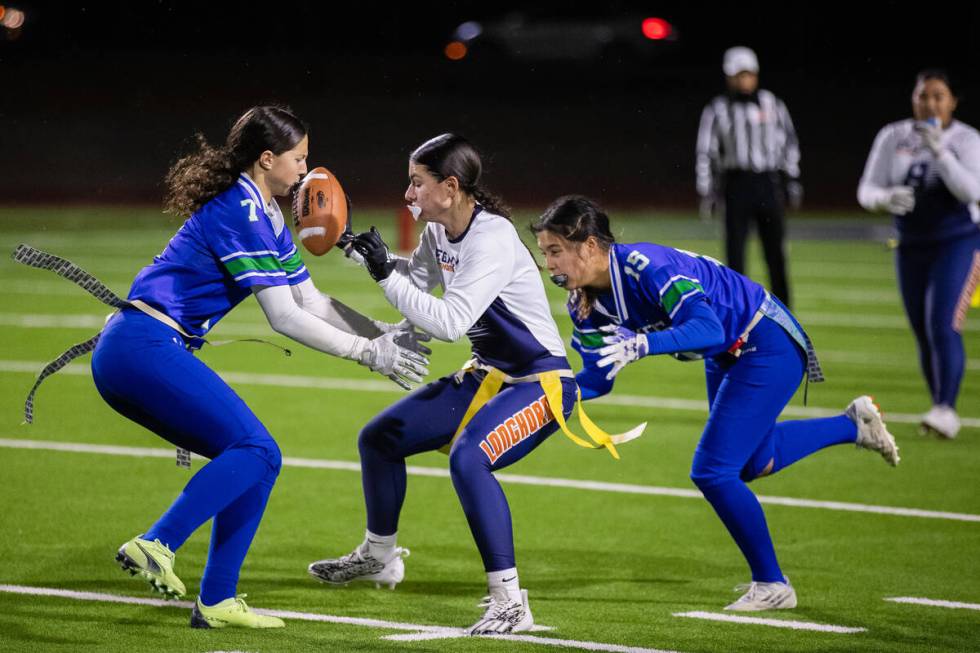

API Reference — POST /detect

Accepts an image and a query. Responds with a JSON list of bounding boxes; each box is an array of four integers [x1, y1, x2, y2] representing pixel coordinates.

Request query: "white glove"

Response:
[[358, 330, 430, 390], [916, 120, 944, 156], [881, 186, 916, 215], [596, 324, 650, 381], [786, 180, 804, 211], [698, 196, 717, 223]]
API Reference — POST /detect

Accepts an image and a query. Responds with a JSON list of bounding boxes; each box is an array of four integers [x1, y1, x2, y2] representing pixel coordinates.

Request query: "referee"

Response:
[[696, 46, 801, 308]]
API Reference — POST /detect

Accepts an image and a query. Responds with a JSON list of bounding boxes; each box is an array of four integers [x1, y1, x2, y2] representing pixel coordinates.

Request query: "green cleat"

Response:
[[190, 594, 285, 629], [116, 535, 186, 599]]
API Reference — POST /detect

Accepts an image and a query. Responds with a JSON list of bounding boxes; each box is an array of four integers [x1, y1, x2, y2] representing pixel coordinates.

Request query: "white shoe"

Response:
[[920, 405, 961, 440], [308, 541, 410, 589], [469, 588, 533, 635], [724, 578, 797, 611], [847, 396, 900, 466]]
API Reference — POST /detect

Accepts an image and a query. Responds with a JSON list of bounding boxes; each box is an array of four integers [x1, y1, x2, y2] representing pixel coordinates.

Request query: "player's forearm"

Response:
[[379, 270, 471, 342], [857, 181, 891, 212], [575, 367, 614, 400], [254, 285, 367, 359], [647, 301, 726, 355], [935, 150, 980, 203], [291, 279, 386, 338]]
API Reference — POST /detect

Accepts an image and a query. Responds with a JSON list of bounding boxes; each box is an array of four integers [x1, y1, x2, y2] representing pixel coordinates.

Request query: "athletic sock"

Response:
[[769, 415, 857, 474], [487, 567, 521, 602], [365, 529, 397, 561]]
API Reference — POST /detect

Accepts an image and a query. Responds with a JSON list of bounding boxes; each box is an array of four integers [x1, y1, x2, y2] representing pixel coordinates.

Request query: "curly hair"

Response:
[[164, 106, 307, 217]]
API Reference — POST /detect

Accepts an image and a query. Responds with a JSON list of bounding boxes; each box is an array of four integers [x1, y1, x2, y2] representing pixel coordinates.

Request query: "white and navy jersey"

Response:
[[858, 119, 980, 244], [128, 173, 309, 336], [696, 90, 800, 197], [571, 242, 771, 364], [379, 206, 569, 376]]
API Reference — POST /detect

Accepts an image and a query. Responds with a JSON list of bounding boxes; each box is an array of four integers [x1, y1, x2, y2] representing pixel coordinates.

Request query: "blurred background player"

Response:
[[696, 46, 802, 308], [532, 195, 898, 611], [308, 133, 578, 636], [858, 70, 980, 440], [96, 106, 428, 628]]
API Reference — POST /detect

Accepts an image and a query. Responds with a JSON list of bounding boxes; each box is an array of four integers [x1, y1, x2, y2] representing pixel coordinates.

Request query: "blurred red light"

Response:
[[641, 17, 670, 40], [445, 41, 467, 61]]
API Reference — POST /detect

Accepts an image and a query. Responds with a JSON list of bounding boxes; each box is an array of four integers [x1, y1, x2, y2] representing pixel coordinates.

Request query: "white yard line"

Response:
[[2, 438, 978, 524], [3, 279, 905, 307], [2, 359, 977, 429], [0, 584, 680, 653], [6, 309, 977, 335], [795, 312, 977, 331], [672, 611, 866, 634], [884, 597, 980, 611]]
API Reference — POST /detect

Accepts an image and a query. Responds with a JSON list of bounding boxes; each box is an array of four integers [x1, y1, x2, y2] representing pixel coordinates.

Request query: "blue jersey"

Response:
[[571, 242, 769, 375], [128, 173, 310, 337]]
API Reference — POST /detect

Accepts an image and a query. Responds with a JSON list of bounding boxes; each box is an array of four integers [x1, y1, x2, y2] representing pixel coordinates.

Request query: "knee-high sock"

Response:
[[199, 474, 275, 605], [698, 479, 783, 583], [744, 415, 857, 479], [144, 447, 273, 551]]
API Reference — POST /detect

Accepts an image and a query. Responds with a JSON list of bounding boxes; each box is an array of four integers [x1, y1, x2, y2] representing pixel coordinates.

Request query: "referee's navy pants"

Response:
[[724, 171, 791, 308]]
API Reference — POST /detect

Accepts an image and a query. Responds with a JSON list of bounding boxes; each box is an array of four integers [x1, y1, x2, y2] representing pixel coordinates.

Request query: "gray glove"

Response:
[[916, 120, 944, 156], [698, 196, 718, 223], [881, 186, 916, 215], [786, 180, 804, 211], [358, 331, 430, 390]]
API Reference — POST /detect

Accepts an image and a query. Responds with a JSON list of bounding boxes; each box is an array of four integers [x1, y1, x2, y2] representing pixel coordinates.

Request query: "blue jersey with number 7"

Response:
[[127, 173, 310, 337]]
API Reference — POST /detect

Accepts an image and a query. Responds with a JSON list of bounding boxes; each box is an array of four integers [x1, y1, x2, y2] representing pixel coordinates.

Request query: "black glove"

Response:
[[352, 226, 395, 282], [335, 195, 355, 255]]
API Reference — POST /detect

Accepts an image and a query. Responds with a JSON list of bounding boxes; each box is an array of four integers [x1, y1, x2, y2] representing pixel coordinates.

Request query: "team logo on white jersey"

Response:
[[435, 247, 459, 273]]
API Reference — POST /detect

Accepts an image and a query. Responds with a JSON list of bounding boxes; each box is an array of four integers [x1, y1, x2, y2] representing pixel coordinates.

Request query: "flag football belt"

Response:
[[439, 358, 646, 460], [11, 244, 289, 469], [722, 292, 825, 404]]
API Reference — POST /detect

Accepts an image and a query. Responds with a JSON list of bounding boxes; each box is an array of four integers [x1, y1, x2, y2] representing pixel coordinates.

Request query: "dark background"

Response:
[[2, 2, 979, 209]]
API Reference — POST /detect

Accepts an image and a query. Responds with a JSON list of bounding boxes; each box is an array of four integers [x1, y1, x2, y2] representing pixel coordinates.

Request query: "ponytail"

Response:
[[164, 105, 307, 217]]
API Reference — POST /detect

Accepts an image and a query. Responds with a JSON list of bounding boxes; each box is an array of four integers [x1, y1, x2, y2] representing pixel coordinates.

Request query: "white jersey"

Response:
[[379, 206, 569, 376], [858, 119, 980, 243]]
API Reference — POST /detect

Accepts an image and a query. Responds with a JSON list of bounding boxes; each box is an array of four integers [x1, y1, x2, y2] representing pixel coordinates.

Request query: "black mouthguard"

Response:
[[550, 273, 569, 288]]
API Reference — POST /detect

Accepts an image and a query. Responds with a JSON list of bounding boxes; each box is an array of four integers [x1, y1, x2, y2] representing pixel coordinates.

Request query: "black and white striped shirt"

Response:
[[695, 90, 800, 198]]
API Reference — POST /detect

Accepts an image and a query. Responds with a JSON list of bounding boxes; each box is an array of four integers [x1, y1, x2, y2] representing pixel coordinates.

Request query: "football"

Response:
[[290, 166, 348, 256]]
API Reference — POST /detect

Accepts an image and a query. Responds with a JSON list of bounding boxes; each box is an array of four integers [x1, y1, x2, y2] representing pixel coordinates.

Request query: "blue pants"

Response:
[[358, 370, 576, 572], [91, 309, 282, 604], [690, 317, 857, 582], [897, 233, 980, 408]]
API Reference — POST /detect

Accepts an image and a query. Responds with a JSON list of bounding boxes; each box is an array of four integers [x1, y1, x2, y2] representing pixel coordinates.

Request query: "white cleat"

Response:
[[847, 395, 900, 466], [308, 541, 409, 589], [469, 588, 534, 635], [724, 578, 797, 612], [920, 404, 961, 440]]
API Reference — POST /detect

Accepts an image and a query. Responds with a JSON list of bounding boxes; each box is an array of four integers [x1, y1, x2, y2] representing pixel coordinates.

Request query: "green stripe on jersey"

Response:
[[223, 255, 283, 277], [281, 251, 305, 274], [661, 279, 704, 315], [574, 330, 604, 350]]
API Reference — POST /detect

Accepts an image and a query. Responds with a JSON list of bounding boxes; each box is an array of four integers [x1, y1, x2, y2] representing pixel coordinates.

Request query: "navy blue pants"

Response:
[[897, 232, 980, 408], [691, 317, 857, 582], [358, 370, 576, 572], [91, 309, 281, 605]]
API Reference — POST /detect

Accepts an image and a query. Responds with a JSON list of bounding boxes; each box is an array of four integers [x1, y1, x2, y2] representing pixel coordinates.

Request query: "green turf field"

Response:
[[1, 206, 978, 653]]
